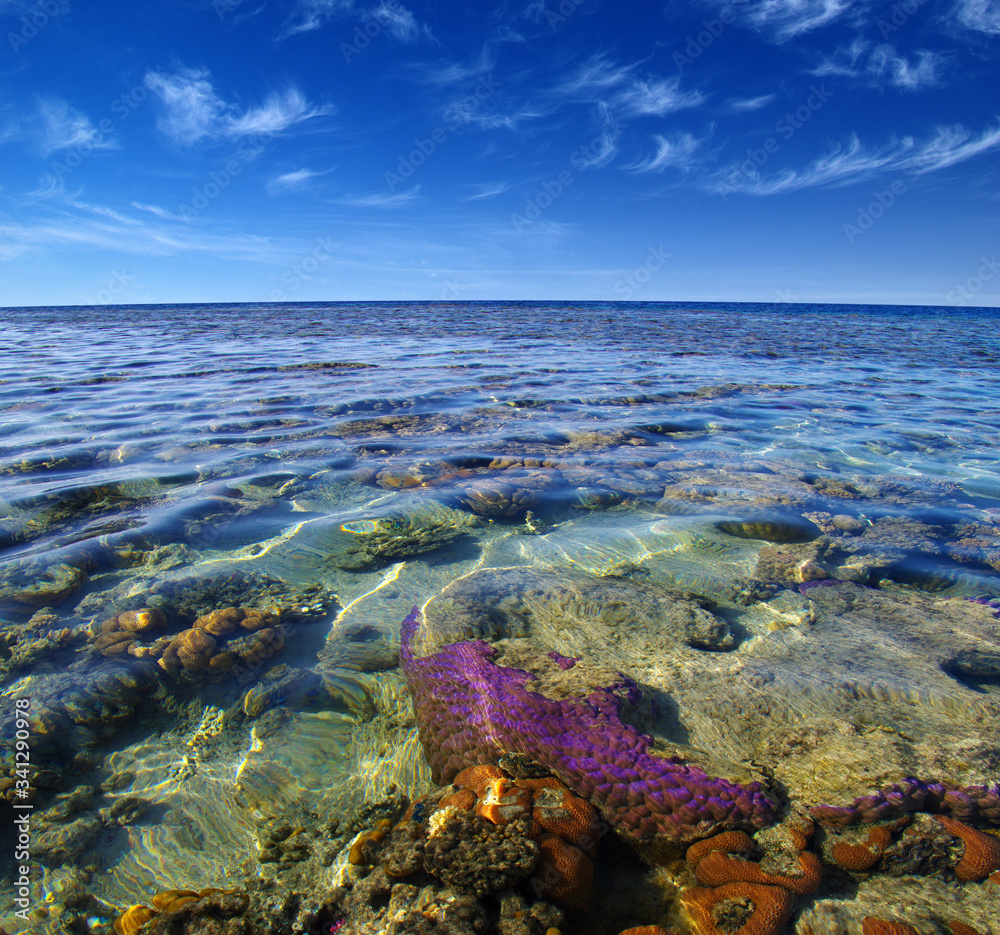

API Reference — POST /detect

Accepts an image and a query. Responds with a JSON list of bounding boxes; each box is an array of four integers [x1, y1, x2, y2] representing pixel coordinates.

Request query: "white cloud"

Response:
[[267, 168, 325, 194], [225, 89, 332, 135], [338, 188, 420, 208], [145, 65, 332, 146], [463, 181, 509, 200], [728, 94, 778, 112], [813, 41, 944, 90], [280, 0, 429, 40], [281, 0, 354, 36], [954, 0, 1000, 34], [742, 0, 850, 39], [616, 77, 704, 117], [25, 174, 70, 200], [869, 47, 942, 89], [628, 131, 709, 174], [145, 66, 228, 145], [372, 0, 421, 40], [558, 54, 702, 122], [36, 98, 118, 155], [712, 121, 1000, 195]]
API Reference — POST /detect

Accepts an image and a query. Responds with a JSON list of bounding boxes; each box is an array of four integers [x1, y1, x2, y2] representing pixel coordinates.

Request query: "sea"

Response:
[[1, 301, 999, 934]]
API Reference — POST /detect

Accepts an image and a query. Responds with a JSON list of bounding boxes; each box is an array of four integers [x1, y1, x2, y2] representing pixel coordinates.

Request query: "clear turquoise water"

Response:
[[1, 301, 999, 932]]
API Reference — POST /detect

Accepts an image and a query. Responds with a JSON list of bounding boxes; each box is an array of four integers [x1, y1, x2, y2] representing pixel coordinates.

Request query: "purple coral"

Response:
[[810, 777, 1000, 828], [399, 607, 775, 841], [968, 596, 1000, 618]]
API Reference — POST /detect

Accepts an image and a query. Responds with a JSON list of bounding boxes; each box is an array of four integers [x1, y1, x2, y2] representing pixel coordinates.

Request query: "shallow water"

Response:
[[1, 301, 999, 933]]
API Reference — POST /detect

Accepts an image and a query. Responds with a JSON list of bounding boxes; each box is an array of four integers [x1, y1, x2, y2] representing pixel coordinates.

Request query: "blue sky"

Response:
[[1, 0, 998, 306]]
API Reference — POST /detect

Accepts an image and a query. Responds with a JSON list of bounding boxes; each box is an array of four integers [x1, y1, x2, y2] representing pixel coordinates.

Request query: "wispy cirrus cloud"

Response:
[[144, 67, 225, 145], [812, 40, 945, 90], [741, 0, 851, 40], [463, 181, 509, 200], [280, 0, 429, 41], [226, 89, 331, 135], [712, 121, 1000, 195], [267, 168, 326, 194], [338, 187, 420, 208], [954, 0, 1000, 34], [145, 65, 333, 146], [559, 54, 703, 117], [36, 98, 119, 156], [628, 131, 711, 174], [727, 94, 778, 112]]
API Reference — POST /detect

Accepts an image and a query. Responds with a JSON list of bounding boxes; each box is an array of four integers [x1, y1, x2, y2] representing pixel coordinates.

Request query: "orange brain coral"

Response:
[[861, 918, 920, 935], [530, 784, 602, 857], [935, 816, 1000, 882], [475, 777, 533, 826], [531, 832, 594, 911], [452, 764, 506, 798], [831, 825, 892, 872], [686, 831, 756, 867], [680, 882, 792, 935], [694, 849, 822, 895], [948, 922, 987, 935]]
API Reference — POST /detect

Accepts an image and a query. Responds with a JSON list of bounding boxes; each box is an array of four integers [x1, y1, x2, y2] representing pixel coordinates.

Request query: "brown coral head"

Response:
[[530, 784, 602, 858], [240, 608, 280, 631], [475, 777, 533, 826], [686, 831, 756, 867], [118, 608, 167, 633], [861, 918, 921, 935], [114, 905, 156, 935], [452, 764, 507, 798], [693, 849, 822, 896], [151, 889, 198, 911], [530, 832, 594, 911], [193, 607, 242, 637], [935, 815, 1000, 882], [948, 921, 987, 935], [831, 825, 892, 872], [680, 882, 792, 935], [171, 628, 217, 669]]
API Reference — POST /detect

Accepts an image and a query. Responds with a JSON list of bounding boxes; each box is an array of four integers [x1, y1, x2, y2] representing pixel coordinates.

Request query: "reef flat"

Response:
[[1, 301, 999, 935]]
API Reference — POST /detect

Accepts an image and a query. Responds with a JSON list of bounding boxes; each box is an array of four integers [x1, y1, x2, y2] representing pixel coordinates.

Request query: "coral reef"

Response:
[[92, 604, 289, 681], [860, 919, 920, 935], [934, 815, 1000, 882], [829, 826, 892, 872], [809, 777, 1000, 828], [679, 881, 792, 935], [399, 607, 775, 842]]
